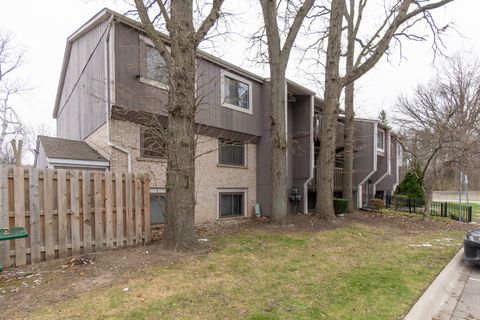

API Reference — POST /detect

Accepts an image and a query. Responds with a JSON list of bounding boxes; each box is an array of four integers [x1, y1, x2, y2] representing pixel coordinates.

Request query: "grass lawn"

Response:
[[17, 214, 467, 320]]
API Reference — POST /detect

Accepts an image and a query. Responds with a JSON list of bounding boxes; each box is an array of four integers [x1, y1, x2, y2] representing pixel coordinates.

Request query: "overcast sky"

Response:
[[0, 0, 478, 140]]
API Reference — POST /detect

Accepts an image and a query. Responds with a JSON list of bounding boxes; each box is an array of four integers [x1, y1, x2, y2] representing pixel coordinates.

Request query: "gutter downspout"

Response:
[[303, 95, 315, 214], [372, 132, 391, 194], [357, 122, 378, 208], [104, 15, 131, 172]]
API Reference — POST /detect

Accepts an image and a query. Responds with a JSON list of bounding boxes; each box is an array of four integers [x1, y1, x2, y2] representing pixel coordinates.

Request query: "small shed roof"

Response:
[[38, 135, 107, 162]]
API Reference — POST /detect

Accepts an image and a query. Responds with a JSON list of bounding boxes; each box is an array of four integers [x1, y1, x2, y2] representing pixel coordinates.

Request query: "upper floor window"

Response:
[[139, 35, 169, 90], [377, 129, 385, 152], [218, 139, 246, 166], [146, 45, 168, 85], [221, 70, 252, 114], [140, 127, 166, 159]]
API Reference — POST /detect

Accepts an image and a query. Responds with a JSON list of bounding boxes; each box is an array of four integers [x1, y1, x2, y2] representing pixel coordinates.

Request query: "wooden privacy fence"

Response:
[[0, 167, 151, 268]]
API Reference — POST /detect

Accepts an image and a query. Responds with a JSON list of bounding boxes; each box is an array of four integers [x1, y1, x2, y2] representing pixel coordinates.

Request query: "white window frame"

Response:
[[220, 70, 253, 115], [139, 35, 169, 91], [377, 129, 385, 153], [217, 188, 247, 219]]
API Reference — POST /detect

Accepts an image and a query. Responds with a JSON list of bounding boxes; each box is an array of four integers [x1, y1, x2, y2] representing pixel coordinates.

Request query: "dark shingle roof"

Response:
[[38, 136, 107, 162]]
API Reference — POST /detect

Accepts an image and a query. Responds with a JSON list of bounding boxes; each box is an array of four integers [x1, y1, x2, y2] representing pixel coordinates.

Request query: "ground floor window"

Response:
[[219, 191, 245, 218], [150, 192, 166, 224]]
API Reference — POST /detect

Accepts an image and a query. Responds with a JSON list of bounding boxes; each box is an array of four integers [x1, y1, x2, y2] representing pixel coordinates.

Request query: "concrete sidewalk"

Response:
[[404, 248, 479, 320]]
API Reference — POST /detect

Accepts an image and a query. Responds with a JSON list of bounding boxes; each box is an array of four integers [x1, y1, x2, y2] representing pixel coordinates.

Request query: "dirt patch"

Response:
[[0, 211, 472, 319]]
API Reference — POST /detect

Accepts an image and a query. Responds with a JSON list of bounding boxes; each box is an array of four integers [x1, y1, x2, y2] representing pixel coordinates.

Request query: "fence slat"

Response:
[[29, 168, 41, 263], [57, 170, 68, 258], [14, 167, 26, 266], [82, 171, 92, 253], [43, 169, 54, 260], [105, 172, 113, 250], [70, 171, 81, 255], [143, 176, 151, 244], [94, 173, 103, 251], [135, 177, 142, 245], [115, 172, 123, 248], [0, 167, 10, 266], [125, 173, 133, 246]]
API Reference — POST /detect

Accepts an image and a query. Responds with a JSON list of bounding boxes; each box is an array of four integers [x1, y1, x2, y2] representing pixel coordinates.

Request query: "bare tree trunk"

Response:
[[163, 0, 197, 250], [342, 87, 354, 213], [342, 0, 356, 213], [270, 65, 288, 224], [259, 0, 314, 224], [316, 0, 344, 220]]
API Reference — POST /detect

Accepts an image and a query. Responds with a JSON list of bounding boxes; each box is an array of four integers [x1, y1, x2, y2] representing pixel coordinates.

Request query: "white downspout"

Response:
[[372, 132, 391, 193], [104, 15, 131, 172]]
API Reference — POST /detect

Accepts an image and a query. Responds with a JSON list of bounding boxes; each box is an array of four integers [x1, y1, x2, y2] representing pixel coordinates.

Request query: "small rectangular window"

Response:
[[221, 70, 252, 114], [219, 139, 245, 166], [219, 192, 244, 218], [377, 129, 385, 152], [141, 127, 166, 159], [150, 193, 166, 224], [224, 76, 249, 109], [146, 45, 168, 85]]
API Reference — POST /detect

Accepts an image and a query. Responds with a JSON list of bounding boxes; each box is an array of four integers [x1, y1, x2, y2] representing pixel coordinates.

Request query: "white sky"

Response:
[[0, 0, 478, 140]]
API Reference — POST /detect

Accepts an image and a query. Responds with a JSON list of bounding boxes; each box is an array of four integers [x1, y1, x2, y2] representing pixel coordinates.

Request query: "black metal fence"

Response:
[[384, 195, 472, 222]]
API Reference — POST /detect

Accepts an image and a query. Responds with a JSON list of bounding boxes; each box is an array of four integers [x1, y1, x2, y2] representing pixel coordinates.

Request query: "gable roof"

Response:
[[38, 135, 107, 162]]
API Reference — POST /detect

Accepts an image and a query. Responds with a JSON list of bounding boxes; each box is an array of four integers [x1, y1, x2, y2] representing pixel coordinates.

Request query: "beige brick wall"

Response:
[[85, 119, 257, 223]]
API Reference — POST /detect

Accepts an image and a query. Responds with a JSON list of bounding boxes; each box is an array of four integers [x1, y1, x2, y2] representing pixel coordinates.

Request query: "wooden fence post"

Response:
[[105, 172, 113, 250], [94, 173, 103, 252], [57, 170, 68, 258], [0, 167, 10, 266], [70, 171, 81, 255], [29, 168, 41, 263], [44, 169, 54, 260], [14, 167, 26, 266], [115, 172, 123, 248]]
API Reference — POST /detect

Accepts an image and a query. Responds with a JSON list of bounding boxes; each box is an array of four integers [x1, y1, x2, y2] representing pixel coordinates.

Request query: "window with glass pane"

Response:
[[219, 139, 245, 166], [146, 45, 168, 85], [219, 192, 244, 217], [150, 193, 166, 224], [223, 76, 250, 109], [377, 130, 385, 151], [141, 127, 166, 158]]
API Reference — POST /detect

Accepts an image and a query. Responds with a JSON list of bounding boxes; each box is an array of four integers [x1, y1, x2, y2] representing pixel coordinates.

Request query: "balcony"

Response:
[[309, 167, 343, 192]]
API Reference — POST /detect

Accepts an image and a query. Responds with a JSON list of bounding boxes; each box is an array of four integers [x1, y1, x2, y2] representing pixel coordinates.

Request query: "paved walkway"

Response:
[[404, 249, 480, 320], [450, 265, 480, 319]]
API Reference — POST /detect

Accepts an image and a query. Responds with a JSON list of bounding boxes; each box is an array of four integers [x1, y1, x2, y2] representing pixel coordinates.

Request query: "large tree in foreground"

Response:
[[133, 0, 225, 250], [256, 0, 315, 224], [396, 56, 480, 215], [316, 0, 453, 220]]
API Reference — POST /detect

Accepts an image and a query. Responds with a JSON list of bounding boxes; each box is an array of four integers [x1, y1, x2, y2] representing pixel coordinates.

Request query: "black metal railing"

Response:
[[384, 195, 472, 223]]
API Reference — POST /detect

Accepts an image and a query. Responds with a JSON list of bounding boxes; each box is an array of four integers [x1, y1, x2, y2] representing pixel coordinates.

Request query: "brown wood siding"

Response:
[[57, 20, 108, 140], [114, 23, 264, 137], [352, 121, 375, 188], [114, 23, 169, 116]]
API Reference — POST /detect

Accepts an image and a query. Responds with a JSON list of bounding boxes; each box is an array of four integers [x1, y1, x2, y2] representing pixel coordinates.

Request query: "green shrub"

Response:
[[334, 198, 349, 215], [395, 165, 425, 204]]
